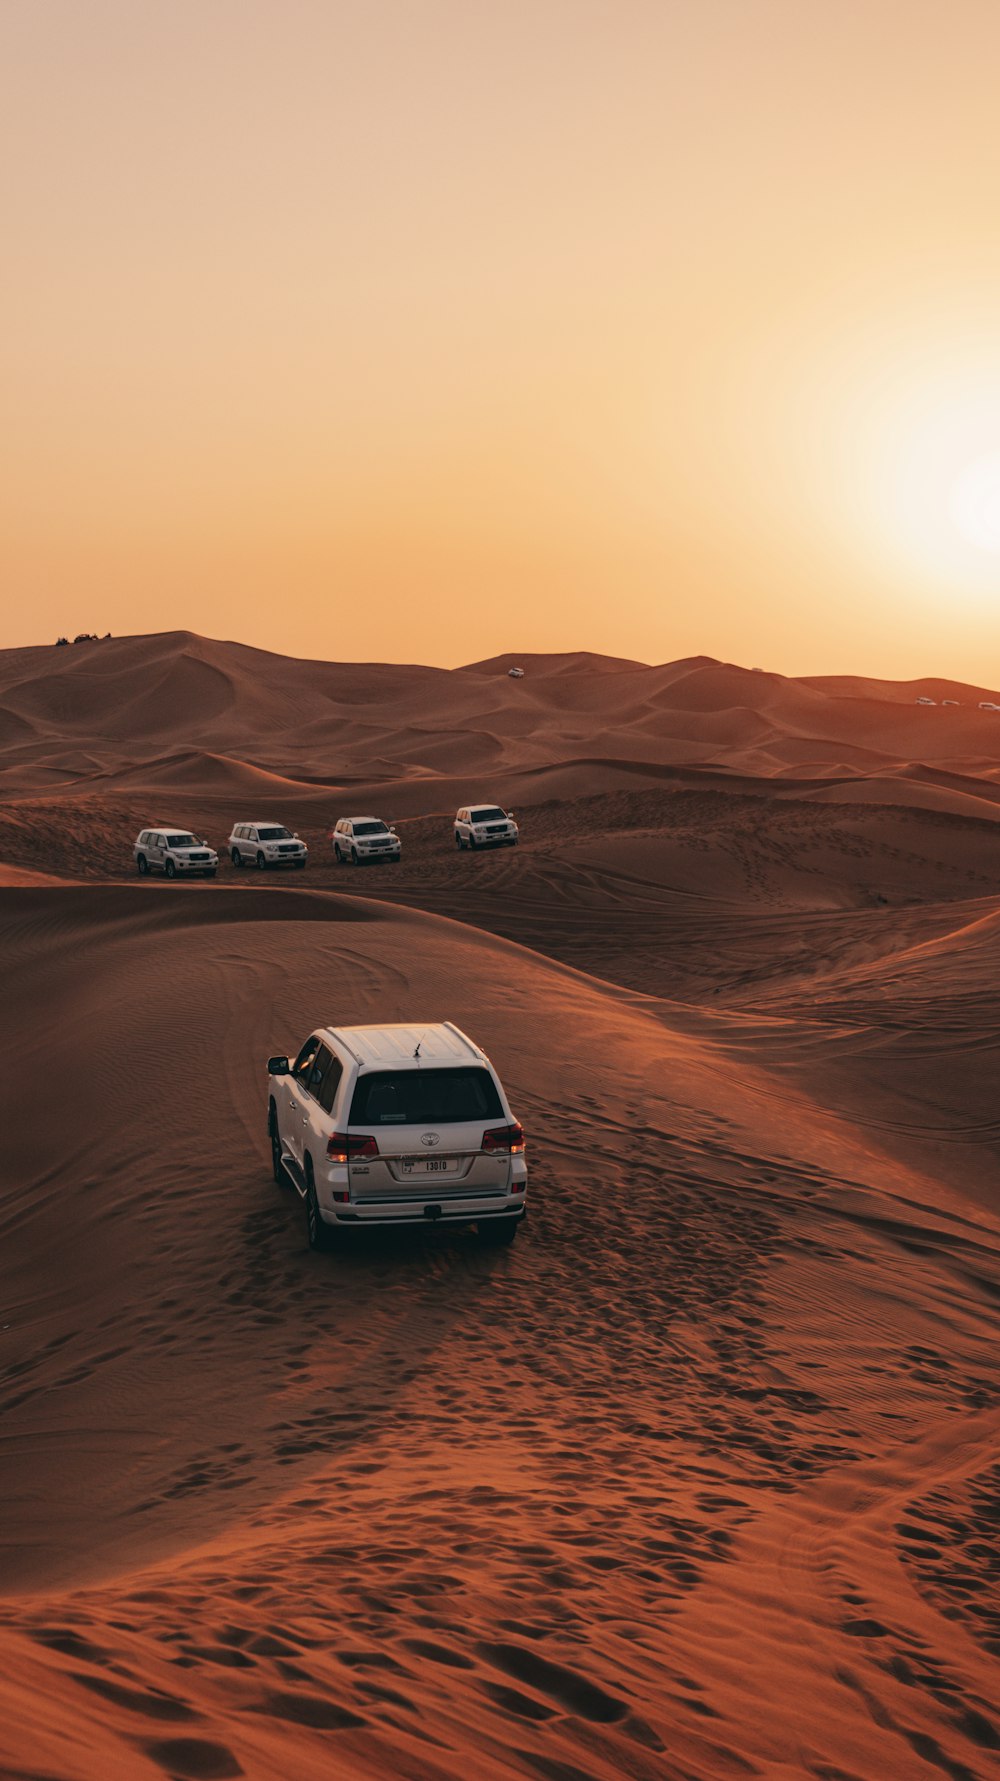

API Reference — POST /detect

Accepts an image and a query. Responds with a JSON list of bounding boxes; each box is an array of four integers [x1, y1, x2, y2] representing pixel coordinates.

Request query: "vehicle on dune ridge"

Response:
[[331, 816, 402, 864], [229, 821, 307, 869], [454, 804, 519, 849], [133, 827, 218, 878], [267, 1022, 527, 1249]]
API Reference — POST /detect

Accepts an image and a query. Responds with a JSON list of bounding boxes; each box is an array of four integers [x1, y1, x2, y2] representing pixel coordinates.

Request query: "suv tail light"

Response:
[[482, 1122, 525, 1155], [326, 1132, 379, 1162]]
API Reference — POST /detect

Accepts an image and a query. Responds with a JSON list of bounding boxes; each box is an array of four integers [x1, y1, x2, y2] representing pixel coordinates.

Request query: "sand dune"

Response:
[[1, 886, 997, 1780], [1, 633, 998, 1780], [1, 631, 999, 812]]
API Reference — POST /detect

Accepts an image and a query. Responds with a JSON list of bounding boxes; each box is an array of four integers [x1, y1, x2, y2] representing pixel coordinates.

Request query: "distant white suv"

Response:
[[229, 822, 307, 870], [267, 1022, 526, 1249], [454, 804, 519, 849], [134, 827, 218, 879], [332, 816, 401, 864]]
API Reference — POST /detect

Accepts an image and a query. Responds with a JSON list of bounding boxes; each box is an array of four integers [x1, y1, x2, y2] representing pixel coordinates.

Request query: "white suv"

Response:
[[332, 816, 401, 864], [266, 1022, 526, 1249], [229, 822, 308, 870], [134, 827, 218, 879], [454, 804, 519, 849]]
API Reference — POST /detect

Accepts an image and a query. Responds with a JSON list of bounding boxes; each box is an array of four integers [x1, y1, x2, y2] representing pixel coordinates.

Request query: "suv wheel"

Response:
[[455, 832, 464, 849], [334, 843, 342, 863], [136, 854, 148, 875], [351, 847, 360, 866], [305, 1165, 332, 1251], [469, 834, 479, 850], [256, 850, 266, 869], [165, 858, 176, 879], [269, 1104, 284, 1184], [231, 848, 241, 867], [478, 1216, 519, 1246]]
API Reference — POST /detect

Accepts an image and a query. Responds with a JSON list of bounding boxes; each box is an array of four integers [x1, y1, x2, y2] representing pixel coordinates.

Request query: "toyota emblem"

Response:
[[420, 1132, 440, 1147]]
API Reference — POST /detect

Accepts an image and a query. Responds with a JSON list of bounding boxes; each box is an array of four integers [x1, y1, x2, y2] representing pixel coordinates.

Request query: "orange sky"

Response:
[[3, 0, 1000, 680]]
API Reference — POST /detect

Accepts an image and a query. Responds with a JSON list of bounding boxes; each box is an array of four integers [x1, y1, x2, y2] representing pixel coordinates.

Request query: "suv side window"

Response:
[[305, 1044, 333, 1099], [318, 1052, 343, 1114], [292, 1035, 321, 1080]]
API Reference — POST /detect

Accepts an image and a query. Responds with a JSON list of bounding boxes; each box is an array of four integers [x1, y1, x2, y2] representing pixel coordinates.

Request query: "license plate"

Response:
[[400, 1157, 455, 1175]]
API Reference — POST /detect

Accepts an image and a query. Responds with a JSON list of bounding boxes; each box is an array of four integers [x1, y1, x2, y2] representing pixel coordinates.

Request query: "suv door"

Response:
[[284, 1035, 322, 1168], [147, 832, 165, 870], [299, 1044, 343, 1172]]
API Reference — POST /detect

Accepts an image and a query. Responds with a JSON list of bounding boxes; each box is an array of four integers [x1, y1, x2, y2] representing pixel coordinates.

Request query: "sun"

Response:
[[949, 452, 1000, 553]]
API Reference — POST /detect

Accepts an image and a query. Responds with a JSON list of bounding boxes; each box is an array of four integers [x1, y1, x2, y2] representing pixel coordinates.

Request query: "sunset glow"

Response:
[[2, 0, 1000, 678], [950, 454, 1000, 553]]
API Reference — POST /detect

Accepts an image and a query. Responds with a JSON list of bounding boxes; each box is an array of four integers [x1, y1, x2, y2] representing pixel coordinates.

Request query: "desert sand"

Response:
[[0, 632, 998, 1781]]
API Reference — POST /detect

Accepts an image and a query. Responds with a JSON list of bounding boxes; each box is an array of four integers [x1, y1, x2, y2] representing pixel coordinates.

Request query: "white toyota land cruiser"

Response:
[[228, 822, 308, 869], [267, 1022, 526, 1249], [454, 804, 519, 849], [134, 827, 218, 878], [331, 817, 401, 864]]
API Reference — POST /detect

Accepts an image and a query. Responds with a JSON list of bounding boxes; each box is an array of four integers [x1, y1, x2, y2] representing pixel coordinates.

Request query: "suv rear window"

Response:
[[350, 1068, 503, 1126]]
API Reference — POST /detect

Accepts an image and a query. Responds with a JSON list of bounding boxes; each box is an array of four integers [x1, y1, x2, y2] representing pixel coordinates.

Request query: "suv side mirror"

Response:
[[268, 1055, 290, 1075]]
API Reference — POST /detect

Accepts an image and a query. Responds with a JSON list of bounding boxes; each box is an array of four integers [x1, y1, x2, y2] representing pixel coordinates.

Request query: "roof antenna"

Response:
[[413, 1040, 422, 1058]]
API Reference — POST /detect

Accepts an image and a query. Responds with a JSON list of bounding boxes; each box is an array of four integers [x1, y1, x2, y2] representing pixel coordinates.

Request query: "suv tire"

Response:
[[136, 854, 148, 875], [455, 832, 464, 849], [305, 1165, 332, 1251], [256, 851, 266, 869], [478, 1216, 519, 1246], [269, 1103, 285, 1184], [334, 843, 342, 863], [165, 858, 176, 879], [231, 848, 242, 867], [351, 847, 360, 866]]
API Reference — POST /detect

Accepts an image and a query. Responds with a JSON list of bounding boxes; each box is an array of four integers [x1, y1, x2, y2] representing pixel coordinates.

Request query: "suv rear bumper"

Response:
[[320, 1191, 526, 1228]]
